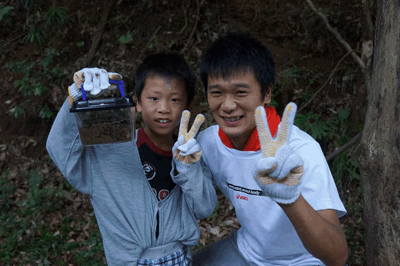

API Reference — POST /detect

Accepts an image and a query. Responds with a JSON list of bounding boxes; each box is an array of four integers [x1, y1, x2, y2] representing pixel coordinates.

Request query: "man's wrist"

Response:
[[277, 193, 303, 209]]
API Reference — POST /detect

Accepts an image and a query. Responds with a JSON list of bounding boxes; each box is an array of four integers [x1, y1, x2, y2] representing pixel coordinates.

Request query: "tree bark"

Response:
[[358, 0, 400, 265]]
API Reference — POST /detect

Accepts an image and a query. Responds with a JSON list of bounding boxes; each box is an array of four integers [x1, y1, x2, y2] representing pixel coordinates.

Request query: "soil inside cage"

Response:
[[78, 120, 133, 145]]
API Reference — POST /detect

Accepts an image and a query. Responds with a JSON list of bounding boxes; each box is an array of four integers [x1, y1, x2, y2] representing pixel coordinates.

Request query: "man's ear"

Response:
[[263, 86, 272, 105]]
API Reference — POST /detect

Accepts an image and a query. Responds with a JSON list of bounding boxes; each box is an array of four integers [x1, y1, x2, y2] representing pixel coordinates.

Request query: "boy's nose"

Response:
[[158, 100, 170, 113], [221, 95, 237, 113]]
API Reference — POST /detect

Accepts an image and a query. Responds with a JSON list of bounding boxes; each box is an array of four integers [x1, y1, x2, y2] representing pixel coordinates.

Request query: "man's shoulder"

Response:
[[290, 126, 320, 147], [289, 126, 326, 165]]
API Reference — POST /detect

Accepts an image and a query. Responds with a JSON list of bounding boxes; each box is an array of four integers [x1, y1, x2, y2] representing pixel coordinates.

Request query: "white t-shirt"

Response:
[[197, 125, 346, 266]]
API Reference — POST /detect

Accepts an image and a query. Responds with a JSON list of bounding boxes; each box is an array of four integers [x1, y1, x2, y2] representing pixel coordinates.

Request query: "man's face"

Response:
[[136, 76, 188, 144], [207, 71, 271, 150]]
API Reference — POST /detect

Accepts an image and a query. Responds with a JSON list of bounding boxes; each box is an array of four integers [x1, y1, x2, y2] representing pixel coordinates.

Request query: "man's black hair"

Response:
[[200, 32, 275, 98], [135, 52, 196, 105]]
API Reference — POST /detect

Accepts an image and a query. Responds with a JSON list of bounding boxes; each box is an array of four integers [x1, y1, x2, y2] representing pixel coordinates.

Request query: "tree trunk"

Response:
[[358, 0, 400, 265]]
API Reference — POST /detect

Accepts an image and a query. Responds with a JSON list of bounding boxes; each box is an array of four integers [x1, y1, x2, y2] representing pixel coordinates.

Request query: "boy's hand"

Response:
[[173, 110, 205, 174], [68, 68, 122, 102], [253, 102, 304, 204]]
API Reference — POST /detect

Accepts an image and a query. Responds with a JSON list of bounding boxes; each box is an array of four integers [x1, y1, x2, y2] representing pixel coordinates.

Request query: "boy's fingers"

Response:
[[108, 72, 122, 80], [99, 69, 110, 90], [90, 69, 102, 95], [83, 70, 94, 92], [179, 110, 191, 139], [73, 71, 85, 89], [255, 106, 273, 157], [276, 102, 297, 144], [186, 114, 205, 140]]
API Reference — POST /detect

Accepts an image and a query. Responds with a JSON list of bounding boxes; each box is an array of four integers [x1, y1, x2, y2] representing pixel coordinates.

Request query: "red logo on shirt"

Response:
[[159, 189, 169, 200], [236, 194, 248, 201], [143, 162, 156, 180]]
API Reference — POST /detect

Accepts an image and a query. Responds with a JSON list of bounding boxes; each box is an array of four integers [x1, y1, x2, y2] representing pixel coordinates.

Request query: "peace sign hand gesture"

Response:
[[253, 102, 304, 204], [172, 110, 205, 174]]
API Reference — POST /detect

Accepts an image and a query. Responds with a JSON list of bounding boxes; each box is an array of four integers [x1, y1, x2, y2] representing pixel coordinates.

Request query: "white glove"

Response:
[[253, 102, 304, 204], [68, 68, 122, 101], [172, 110, 204, 174]]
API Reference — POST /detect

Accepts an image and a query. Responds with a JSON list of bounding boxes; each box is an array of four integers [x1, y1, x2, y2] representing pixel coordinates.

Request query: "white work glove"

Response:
[[172, 110, 205, 174], [253, 102, 304, 204], [68, 68, 122, 101]]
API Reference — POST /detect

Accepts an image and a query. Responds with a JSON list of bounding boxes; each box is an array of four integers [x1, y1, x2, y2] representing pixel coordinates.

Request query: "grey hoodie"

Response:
[[46, 99, 217, 265]]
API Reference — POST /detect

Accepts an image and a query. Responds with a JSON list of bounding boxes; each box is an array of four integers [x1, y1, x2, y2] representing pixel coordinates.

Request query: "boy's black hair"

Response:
[[135, 52, 196, 105], [200, 32, 275, 98]]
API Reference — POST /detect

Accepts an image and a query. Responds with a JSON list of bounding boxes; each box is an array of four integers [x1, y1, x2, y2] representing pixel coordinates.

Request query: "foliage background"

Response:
[[0, 0, 367, 265]]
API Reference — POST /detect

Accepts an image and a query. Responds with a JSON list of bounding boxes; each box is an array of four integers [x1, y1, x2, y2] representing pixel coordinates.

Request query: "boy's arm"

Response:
[[253, 103, 348, 266], [171, 159, 217, 220], [46, 98, 92, 195], [279, 196, 348, 266], [171, 110, 218, 219]]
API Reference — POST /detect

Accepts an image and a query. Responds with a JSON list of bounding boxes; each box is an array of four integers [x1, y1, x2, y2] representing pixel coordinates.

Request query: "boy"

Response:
[[46, 53, 217, 265], [193, 33, 349, 266]]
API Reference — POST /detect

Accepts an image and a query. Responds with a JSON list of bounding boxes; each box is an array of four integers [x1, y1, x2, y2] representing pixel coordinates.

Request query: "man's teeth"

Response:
[[224, 116, 241, 122], [158, 119, 169, 123]]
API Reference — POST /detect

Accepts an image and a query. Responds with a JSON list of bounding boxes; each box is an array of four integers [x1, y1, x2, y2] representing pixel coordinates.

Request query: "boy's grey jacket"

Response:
[[46, 99, 217, 265]]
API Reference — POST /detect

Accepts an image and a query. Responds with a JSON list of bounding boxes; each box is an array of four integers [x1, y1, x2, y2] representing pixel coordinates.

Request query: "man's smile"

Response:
[[221, 116, 244, 122]]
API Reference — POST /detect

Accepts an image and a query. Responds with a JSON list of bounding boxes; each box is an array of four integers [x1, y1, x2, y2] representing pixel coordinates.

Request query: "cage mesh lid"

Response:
[[70, 96, 135, 112]]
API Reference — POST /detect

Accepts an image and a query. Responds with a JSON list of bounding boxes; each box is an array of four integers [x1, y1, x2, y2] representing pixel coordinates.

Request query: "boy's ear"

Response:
[[133, 94, 141, 112], [263, 86, 272, 105]]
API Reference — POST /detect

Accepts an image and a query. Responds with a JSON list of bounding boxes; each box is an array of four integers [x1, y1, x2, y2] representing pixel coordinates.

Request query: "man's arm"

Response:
[[279, 194, 348, 266], [253, 104, 348, 265]]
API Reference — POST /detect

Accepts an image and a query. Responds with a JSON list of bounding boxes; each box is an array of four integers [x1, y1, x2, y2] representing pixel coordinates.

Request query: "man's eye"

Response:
[[237, 91, 247, 95]]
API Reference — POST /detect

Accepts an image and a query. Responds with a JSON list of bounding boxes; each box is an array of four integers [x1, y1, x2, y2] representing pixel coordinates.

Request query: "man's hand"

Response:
[[68, 68, 122, 102], [172, 110, 205, 174], [253, 102, 304, 204]]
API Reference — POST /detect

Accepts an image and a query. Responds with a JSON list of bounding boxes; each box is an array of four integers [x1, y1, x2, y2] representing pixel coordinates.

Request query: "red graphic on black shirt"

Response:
[[143, 162, 156, 180], [152, 188, 157, 195], [159, 189, 169, 200]]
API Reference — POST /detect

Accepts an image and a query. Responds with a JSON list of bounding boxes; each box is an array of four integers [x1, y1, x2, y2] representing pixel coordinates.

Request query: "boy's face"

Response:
[[136, 76, 188, 143], [207, 71, 271, 150]]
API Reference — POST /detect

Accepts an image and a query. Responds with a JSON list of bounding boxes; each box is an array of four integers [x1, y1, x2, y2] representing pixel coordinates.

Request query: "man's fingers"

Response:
[[255, 106, 273, 157], [179, 110, 191, 140], [276, 102, 297, 144], [186, 114, 204, 140]]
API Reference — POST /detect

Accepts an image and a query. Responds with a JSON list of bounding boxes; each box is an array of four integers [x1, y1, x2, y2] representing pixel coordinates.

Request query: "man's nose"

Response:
[[221, 95, 237, 113]]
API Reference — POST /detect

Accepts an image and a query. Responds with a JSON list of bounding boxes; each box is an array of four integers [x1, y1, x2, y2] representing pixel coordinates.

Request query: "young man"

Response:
[[47, 53, 217, 265], [193, 33, 348, 266]]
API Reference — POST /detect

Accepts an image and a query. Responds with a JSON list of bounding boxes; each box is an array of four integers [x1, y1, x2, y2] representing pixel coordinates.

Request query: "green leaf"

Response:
[[0, 6, 14, 22], [9, 106, 25, 118], [45, 6, 68, 28], [119, 33, 133, 44], [77, 41, 85, 47], [40, 105, 53, 120]]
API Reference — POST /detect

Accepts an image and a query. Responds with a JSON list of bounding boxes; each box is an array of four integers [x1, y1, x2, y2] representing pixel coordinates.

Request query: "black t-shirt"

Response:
[[136, 128, 176, 201]]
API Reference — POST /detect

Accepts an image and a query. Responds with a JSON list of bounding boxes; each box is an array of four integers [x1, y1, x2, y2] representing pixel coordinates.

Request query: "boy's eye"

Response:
[[210, 90, 221, 96], [171, 98, 180, 102], [237, 90, 247, 96], [150, 97, 158, 101]]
